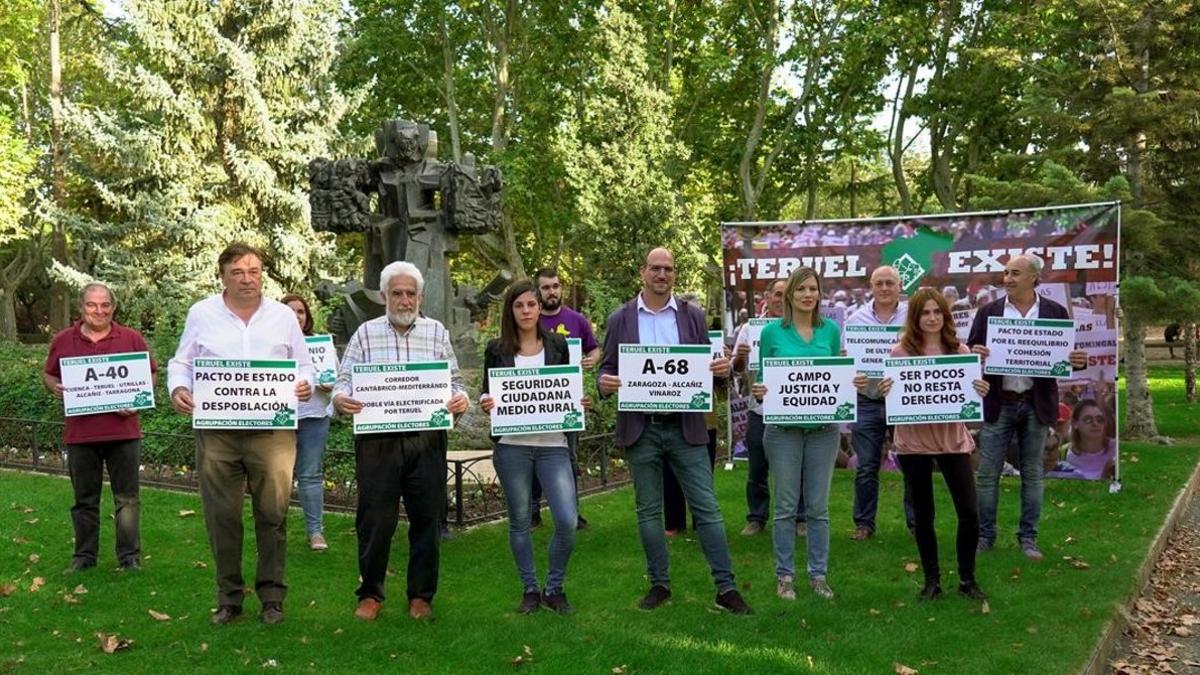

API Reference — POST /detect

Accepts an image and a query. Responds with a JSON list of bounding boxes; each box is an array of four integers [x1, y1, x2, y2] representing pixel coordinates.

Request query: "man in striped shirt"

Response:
[[332, 261, 469, 621]]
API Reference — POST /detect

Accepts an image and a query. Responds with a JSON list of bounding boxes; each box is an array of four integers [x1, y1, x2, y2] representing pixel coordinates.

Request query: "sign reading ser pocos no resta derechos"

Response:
[[488, 364, 585, 436], [192, 359, 298, 429], [617, 344, 714, 412], [883, 354, 984, 425]]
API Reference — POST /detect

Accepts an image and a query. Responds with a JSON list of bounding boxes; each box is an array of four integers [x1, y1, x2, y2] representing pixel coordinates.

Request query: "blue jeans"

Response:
[[295, 417, 330, 536], [746, 411, 804, 525], [763, 424, 840, 579], [976, 399, 1049, 543], [851, 396, 915, 531], [493, 443, 578, 594], [626, 421, 735, 592]]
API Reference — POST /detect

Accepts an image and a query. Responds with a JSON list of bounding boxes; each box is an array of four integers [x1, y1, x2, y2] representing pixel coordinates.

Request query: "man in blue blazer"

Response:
[[968, 254, 1088, 561], [598, 247, 752, 614]]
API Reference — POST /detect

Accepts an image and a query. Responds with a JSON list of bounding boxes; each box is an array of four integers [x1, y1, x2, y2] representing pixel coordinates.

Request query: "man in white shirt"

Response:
[[168, 243, 314, 626], [332, 261, 469, 622]]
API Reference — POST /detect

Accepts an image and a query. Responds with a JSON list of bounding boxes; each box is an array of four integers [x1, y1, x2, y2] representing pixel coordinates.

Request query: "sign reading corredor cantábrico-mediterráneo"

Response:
[[192, 359, 298, 429], [60, 351, 155, 417], [351, 361, 453, 434], [883, 354, 984, 425], [617, 344, 714, 413], [488, 364, 585, 436]]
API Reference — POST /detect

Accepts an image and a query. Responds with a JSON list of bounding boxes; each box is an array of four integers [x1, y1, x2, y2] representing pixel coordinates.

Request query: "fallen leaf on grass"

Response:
[[148, 609, 170, 621], [96, 632, 133, 653], [262, 659, 278, 668], [612, 666, 628, 674], [193, 561, 207, 569], [178, 510, 195, 518], [0, 583, 16, 597], [199, 643, 208, 653], [24, 518, 38, 525], [62, 594, 81, 605], [12, 504, 35, 513], [29, 577, 44, 593], [981, 601, 991, 615], [1068, 558, 1090, 570], [903, 562, 919, 574], [73, 584, 88, 594], [27, 554, 39, 564], [894, 663, 918, 675], [869, 608, 881, 616]]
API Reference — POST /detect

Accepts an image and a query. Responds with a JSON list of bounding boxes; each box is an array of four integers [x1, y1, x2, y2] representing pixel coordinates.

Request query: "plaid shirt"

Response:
[[333, 315, 467, 401]]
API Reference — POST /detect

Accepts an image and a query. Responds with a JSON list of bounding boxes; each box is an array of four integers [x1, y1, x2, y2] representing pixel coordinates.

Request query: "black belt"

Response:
[[1001, 390, 1034, 402], [645, 413, 680, 425]]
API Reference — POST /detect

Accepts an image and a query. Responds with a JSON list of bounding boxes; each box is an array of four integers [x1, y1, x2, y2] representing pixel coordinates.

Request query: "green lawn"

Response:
[[1, 367, 1197, 674]]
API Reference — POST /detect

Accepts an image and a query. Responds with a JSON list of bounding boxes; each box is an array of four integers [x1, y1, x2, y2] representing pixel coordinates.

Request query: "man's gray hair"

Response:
[[1014, 253, 1044, 279], [379, 261, 424, 293], [79, 282, 115, 306]]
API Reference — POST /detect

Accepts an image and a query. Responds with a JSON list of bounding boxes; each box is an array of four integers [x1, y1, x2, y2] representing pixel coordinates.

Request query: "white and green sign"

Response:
[[761, 356, 857, 424], [984, 317, 1076, 378], [617, 344, 714, 412], [351, 361, 453, 434], [566, 338, 582, 366], [488, 364, 584, 436], [305, 334, 338, 386], [884, 354, 983, 425], [745, 317, 776, 371], [192, 359, 298, 429], [842, 325, 902, 377], [60, 351, 155, 417], [708, 330, 724, 359]]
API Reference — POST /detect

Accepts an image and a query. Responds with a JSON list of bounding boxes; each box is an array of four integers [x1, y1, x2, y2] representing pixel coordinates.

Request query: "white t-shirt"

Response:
[[497, 350, 569, 448], [1001, 299, 1038, 393]]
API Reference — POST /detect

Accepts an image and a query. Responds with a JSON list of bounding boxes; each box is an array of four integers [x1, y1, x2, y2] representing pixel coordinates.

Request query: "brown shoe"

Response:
[[355, 598, 381, 621], [850, 526, 874, 541], [210, 604, 243, 626], [408, 597, 432, 620]]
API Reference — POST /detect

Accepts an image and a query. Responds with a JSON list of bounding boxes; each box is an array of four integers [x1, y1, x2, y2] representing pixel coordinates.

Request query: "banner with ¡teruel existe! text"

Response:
[[722, 202, 1119, 482]]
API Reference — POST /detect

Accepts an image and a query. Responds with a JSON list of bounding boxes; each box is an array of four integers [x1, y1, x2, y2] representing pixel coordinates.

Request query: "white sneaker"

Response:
[[309, 533, 328, 551], [776, 575, 796, 601]]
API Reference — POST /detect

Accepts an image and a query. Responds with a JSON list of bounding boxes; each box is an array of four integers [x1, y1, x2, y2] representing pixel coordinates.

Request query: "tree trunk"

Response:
[[1122, 314, 1158, 438], [1186, 322, 1197, 403], [47, 0, 70, 330], [738, 3, 779, 221], [441, 13, 462, 163], [889, 64, 916, 214], [848, 159, 857, 218]]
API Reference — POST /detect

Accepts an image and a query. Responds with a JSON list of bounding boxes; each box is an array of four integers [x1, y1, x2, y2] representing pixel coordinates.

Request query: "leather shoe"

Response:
[[409, 597, 432, 620], [260, 601, 284, 625], [850, 526, 874, 541], [210, 605, 243, 626], [355, 598, 382, 621]]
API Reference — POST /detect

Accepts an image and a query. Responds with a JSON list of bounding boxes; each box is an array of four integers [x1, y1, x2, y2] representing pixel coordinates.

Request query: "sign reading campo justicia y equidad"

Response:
[[488, 364, 585, 436], [884, 354, 984, 425], [59, 351, 155, 417], [761, 356, 857, 424], [192, 359, 298, 429], [617, 344, 714, 412], [351, 361, 453, 434]]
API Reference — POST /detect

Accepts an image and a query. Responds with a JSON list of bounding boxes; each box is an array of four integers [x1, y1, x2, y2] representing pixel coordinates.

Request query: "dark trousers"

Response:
[[195, 429, 295, 607], [897, 453, 978, 585], [66, 439, 141, 566], [531, 432, 583, 516], [663, 429, 718, 531], [745, 411, 803, 525], [355, 430, 447, 603]]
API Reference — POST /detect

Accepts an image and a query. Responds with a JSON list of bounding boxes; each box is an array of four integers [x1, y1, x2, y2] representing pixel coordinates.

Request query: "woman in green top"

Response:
[[752, 266, 860, 601]]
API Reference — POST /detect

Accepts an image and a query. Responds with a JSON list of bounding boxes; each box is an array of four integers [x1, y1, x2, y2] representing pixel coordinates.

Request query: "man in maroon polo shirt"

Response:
[[42, 283, 156, 572]]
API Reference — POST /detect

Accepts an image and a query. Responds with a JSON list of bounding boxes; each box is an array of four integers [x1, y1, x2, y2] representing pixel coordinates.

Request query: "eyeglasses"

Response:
[[646, 265, 676, 275]]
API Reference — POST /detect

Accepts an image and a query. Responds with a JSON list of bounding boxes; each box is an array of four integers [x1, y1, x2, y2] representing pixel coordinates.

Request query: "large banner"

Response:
[[722, 202, 1119, 481]]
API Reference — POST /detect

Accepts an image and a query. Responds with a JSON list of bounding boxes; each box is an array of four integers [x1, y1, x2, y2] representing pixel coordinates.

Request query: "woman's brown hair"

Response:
[[899, 287, 959, 356], [780, 266, 824, 329], [280, 294, 314, 335]]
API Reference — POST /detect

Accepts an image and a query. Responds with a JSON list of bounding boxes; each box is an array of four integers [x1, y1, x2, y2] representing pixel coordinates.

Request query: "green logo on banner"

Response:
[[317, 369, 336, 386], [562, 410, 583, 429], [272, 407, 295, 427], [1050, 361, 1071, 377], [960, 401, 981, 419], [132, 390, 152, 407], [834, 402, 855, 421], [881, 227, 956, 294], [429, 408, 450, 428], [689, 391, 712, 410]]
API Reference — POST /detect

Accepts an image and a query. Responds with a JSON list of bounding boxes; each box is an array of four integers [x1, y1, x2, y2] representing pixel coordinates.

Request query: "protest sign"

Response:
[[617, 344, 714, 412], [351, 361, 453, 434], [193, 359, 298, 429], [60, 351, 155, 417]]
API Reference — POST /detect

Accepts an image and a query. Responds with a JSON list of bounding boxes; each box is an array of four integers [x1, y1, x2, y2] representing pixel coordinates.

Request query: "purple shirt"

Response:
[[539, 305, 599, 353]]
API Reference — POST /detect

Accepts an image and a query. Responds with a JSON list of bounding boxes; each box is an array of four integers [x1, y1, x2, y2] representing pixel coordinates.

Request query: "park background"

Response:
[[2, 0, 1200, 672]]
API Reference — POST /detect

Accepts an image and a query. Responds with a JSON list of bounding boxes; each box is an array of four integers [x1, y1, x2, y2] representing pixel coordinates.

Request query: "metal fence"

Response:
[[0, 417, 630, 526]]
